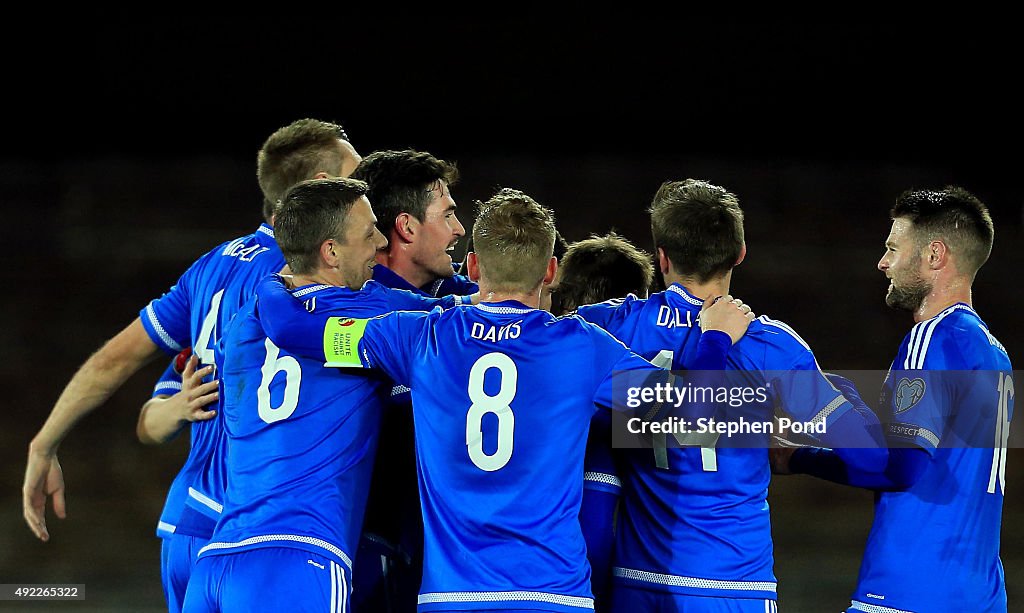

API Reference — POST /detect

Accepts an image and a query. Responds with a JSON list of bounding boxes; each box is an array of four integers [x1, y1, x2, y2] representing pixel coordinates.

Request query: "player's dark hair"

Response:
[[556, 232, 654, 314], [891, 186, 994, 277], [351, 150, 458, 237], [649, 179, 744, 283], [276, 178, 368, 274]]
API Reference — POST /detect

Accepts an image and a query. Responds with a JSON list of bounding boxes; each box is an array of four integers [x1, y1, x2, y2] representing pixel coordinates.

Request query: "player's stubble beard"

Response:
[[885, 256, 932, 312]]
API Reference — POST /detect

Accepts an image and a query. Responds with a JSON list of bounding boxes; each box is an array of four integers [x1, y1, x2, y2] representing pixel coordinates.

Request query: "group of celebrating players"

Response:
[[23, 118, 1013, 612]]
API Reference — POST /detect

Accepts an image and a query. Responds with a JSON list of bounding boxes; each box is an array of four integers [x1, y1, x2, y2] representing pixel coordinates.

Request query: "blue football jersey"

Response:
[[139, 223, 284, 538], [198, 280, 461, 580], [278, 299, 676, 612], [577, 283, 858, 601], [849, 304, 1013, 613], [372, 262, 479, 300], [365, 263, 477, 564]]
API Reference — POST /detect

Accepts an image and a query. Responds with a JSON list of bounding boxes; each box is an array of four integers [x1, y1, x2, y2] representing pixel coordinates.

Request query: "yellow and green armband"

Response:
[[323, 317, 370, 368]]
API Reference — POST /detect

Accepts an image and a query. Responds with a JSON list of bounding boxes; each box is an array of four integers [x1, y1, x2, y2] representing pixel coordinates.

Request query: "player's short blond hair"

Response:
[[473, 188, 556, 293]]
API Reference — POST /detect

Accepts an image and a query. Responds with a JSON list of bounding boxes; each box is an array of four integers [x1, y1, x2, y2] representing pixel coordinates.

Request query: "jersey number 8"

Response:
[[466, 352, 517, 472]]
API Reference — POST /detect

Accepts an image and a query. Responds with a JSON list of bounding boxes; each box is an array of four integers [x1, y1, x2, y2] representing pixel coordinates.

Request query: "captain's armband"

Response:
[[323, 317, 370, 368]]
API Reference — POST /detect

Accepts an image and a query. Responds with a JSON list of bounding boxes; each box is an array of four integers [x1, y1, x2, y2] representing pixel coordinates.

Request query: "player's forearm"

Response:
[[32, 319, 160, 454], [136, 396, 186, 445], [791, 446, 928, 491]]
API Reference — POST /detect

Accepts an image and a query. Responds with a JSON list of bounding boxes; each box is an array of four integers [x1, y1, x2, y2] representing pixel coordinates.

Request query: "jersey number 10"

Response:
[[988, 372, 1013, 495]]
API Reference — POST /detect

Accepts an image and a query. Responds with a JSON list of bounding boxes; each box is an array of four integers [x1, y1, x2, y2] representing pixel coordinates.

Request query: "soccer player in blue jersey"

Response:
[[23, 118, 361, 611], [551, 232, 656, 609], [183, 177, 470, 613], [254, 187, 756, 613], [348, 149, 477, 611], [775, 186, 1014, 612], [571, 179, 886, 612], [357, 149, 476, 297]]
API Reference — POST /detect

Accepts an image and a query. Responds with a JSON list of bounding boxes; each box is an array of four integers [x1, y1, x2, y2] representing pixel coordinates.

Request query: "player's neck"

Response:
[[478, 285, 541, 309], [376, 249, 432, 289], [290, 270, 345, 289], [663, 272, 730, 302], [913, 282, 973, 322]]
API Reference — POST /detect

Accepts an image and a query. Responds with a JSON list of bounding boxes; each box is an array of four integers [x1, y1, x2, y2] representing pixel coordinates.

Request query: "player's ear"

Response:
[[656, 247, 670, 276], [321, 239, 340, 267], [927, 240, 947, 270], [394, 213, 416, 243], [542, 256, 557, 285], [466, 252, 481, 281], [735, 243, 747, 267]]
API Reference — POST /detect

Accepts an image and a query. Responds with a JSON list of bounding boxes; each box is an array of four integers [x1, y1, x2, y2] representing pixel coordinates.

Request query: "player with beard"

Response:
[[775, 186, 1013, 612]]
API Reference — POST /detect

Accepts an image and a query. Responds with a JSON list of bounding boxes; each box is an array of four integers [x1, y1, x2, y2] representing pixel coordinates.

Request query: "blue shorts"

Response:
[[183, 548, 351, 613], [161, 533, 205, 612], [610, 584, 778, 613]]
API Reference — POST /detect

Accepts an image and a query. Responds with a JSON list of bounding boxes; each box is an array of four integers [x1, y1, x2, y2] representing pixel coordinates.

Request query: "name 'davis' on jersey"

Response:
[[471, 320, 522, 343], [656, 306, 695, 329]]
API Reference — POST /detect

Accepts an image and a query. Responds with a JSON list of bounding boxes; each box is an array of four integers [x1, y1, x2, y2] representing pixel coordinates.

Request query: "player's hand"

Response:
[[824, 373, 863, 406], [700, 295, 756, 344], [177, 354, 219, 423], [23, 451, 66, 542]]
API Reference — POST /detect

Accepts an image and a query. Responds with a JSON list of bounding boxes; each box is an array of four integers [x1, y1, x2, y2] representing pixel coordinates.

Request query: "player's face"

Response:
[[878, 217, 931, 311], [411, 180, 466, 280], [340, 196, 388, 288]]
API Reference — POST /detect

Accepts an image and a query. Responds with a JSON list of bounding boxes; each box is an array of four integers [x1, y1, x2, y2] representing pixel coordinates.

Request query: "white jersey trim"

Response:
[[145, 304, 183, 352], [199, 534, 353, 572], [904, 304, 969, 369], [584, 471, 622, 488], [157, 521, 176, 534], [917, 427, 940, 448], [849, 600, 913, 613], [475, 303, 534, 315], [391, 385, 411, 396], [188, 487, 223, 514], [667, 285, 704, 307], [257, 225, 275, 238], [614, 567, 777, 593], [757, 315, 810, 351], [417, 590, 594, 609], [154, 381, 183, 395], [810, 394, 847, 428], [291, 284, 332, 298]]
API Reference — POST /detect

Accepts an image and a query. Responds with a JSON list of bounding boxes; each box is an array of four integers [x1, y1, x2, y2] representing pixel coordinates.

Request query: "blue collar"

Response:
[[666, 283, 705, 307], [256, 223, 276, 245], [371, 264, 429, 296]]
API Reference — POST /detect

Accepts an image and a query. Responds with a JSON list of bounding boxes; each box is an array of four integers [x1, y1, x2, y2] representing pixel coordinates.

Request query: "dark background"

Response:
[[1, 18, 1021, 611]]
